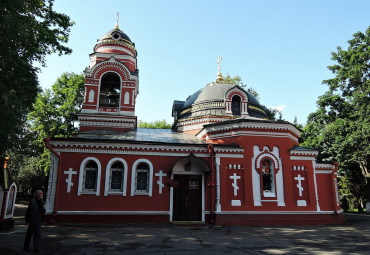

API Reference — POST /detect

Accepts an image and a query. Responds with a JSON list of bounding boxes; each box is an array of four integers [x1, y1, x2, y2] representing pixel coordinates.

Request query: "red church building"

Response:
[[44, 23, 344, 225]]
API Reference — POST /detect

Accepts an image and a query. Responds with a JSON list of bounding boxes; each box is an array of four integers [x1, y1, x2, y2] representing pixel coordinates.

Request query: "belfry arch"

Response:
[[99, 72, 121, 108]]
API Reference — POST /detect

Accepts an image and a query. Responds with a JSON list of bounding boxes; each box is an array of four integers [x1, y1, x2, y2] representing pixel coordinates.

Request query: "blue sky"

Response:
[[37, 0, 370, 125]]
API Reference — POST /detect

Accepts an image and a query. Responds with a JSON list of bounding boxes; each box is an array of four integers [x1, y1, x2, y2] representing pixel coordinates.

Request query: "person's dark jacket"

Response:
[[25, 198, 45, 225]]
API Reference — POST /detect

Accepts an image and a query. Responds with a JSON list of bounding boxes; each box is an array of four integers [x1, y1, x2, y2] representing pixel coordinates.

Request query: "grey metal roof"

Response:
[[73, 128, 207, 145], [99, 28, 133, 45], [183, 83, 261, 108]]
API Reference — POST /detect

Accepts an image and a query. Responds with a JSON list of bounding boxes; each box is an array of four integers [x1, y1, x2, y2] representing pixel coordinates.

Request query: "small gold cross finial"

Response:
[[115, 12, 120, 29], [216, 56, 224, 82]]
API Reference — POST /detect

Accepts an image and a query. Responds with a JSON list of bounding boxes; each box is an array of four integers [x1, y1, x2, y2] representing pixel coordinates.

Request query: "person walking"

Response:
[[23, 190, 45, 253]]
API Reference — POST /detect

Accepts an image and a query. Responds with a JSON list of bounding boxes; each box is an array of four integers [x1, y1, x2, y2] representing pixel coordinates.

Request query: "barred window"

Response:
[[135, 163, 149, 193], [261, 159, 275, 196], [110, 162, 124, 191], [84, 161, 98, 191]]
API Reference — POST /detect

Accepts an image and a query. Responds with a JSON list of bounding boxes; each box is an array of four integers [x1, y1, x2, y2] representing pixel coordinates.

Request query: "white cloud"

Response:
[[270, 105, 287, 112]]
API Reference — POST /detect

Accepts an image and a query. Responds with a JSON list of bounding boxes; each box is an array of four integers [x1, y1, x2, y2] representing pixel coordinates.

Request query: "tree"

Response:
[[301, 26, 370, 210], [0, 0, 74, 157], [138, 119, 172, 129], [28, 73, 84, 173], [224, 73, 259, 99], [8, 73, 84, 193]]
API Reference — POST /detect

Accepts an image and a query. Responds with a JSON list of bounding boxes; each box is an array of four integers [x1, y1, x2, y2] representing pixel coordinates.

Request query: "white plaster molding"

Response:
[[104, 158, 128, 196], [78, 157, 101, 196], [312, 161, 321, 212], [45, 153, 59, 213], [198, 121, 301, 138], [215, 156, 221, 212], [131, 159, 153, 197], [231, 200, 241, 206], [290, 156, 316, 161], [205, 130, 299, 143], [315, 170, 333, 174]]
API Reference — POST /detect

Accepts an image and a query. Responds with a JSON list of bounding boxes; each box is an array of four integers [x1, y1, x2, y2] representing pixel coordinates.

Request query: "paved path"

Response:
[[1, 201, 370, 254]]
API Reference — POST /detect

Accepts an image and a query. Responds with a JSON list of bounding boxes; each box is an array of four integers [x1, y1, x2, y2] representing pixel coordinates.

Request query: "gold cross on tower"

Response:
[[115, 12, 120, 29], [216, 56, 224, 83]]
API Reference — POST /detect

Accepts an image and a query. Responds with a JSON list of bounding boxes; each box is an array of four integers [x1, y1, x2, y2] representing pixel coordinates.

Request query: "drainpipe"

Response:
[[44, 138, 61, 222], [207, 144, 215, 224]]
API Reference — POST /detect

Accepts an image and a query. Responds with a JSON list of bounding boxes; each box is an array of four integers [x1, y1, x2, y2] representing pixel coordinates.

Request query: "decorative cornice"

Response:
[[197, 121, 301, 139], [315, 163, 335, 170], [290, 156, 316, 161], [290, 149, 318, 157], [315, 170, 332, 174], [79, 121, 134, 128], [203, 130, 299, 143]]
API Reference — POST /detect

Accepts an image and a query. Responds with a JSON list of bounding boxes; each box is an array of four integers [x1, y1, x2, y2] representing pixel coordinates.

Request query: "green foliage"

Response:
[[267, 108, 283, 121], [8, 72, 84, 192], [28, 73, 84, 173], [0, 0, 74, 157], [28, 73, 85, 150], [138, 119, 172, 129], [301, 26, 370, 210], [224, 73, 259, 99]]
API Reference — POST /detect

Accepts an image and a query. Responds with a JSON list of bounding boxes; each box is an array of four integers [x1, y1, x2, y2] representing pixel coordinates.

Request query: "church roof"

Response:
[[100, 28, 133, 45], [183, 83, 261, 108], [72, 128, 207, 145], [174, 82, 269, 121]]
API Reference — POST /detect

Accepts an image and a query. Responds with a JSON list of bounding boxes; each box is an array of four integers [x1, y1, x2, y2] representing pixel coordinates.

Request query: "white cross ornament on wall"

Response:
[[64, 168, 77, 193], [230, 173, 241, 196], [294, 174, 305, 197], [155, 170, 167, 194]]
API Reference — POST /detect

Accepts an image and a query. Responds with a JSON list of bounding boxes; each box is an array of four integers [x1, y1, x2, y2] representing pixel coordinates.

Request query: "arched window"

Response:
[[231, 95, 241, 116], [83, 161, 98, 191], [135, 163, 149, 193], [109, 162, 124, 191], [78, 157, 101, 196], [99, 72, 120, 107], [131, 159, 153, 196], [261, 159, 275, 196]]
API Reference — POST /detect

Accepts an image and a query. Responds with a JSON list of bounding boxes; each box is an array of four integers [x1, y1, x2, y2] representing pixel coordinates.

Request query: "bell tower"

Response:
[[78, 19, 139, 132]]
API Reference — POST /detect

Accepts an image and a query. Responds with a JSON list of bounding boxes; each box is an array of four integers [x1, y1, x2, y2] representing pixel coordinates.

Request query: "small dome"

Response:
[[94, 27, 136, 55], [175, 82, 268, 121], [99, 28, 133, 45]]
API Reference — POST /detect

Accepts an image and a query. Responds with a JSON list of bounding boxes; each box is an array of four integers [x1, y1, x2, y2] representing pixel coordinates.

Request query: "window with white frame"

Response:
[[261, 159, 275, 197], [231, 95, 241, 116], [135, 163, 149, 193], [83, 161, 98, 191], [109, 162, 124, 192]]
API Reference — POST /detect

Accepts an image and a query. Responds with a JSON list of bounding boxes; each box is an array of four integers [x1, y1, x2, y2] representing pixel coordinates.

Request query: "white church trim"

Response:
[[78, 157, 102, 196], [104, 158, 128, 196], [130, 159, 154, 197], [252, 145, 285, 206]]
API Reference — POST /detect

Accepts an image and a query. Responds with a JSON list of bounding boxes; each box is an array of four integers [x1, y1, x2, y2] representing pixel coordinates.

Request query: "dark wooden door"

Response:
[[173, 175, 202, 221]]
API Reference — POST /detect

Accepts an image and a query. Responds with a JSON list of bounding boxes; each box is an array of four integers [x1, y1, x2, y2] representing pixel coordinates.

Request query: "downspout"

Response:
[[207, 144, 215, 224], [44, 138, 61, 222]]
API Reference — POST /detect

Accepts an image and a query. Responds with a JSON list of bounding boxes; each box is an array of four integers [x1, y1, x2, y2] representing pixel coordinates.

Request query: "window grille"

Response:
[[135, 163, 149, 193], [110, 162, 124, 191], [83, 161, 98, 191], [261, 159, 275, 194]]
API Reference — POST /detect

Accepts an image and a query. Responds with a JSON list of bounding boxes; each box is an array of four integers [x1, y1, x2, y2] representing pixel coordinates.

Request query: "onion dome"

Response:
[[94, 24, 136, 56]]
